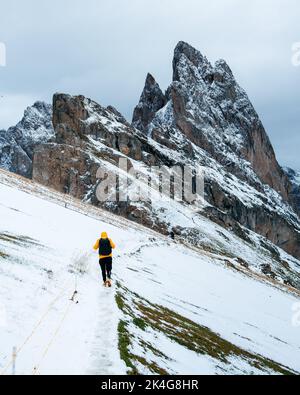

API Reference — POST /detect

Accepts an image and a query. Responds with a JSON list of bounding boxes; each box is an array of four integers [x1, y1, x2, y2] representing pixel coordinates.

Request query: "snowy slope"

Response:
[[0, 179, 125, 375], [117, 247, 300, 374], [83, 134, 300, 289], [0, 170, 300, 375]]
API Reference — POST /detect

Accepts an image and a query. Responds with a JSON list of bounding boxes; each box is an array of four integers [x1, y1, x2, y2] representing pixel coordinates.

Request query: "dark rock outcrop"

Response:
[[33, 94, 170, 225], [132, 73, 166, 133], [284, 167, 300, 211]]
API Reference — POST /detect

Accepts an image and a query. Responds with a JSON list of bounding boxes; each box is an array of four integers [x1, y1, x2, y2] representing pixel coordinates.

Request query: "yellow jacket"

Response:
[[93, 232, 116, 259]]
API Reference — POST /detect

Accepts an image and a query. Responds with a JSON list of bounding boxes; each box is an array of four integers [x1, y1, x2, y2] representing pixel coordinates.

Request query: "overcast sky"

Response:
[[0, 0, 299, 169]]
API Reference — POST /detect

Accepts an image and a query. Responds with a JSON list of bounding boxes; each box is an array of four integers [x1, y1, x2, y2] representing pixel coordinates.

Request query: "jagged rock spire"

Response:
[[173, 41, 213, 82], [132, 73, 166, 133]]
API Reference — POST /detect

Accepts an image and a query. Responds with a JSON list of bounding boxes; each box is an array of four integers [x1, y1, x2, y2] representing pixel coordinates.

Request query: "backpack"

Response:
[[99, 238, 112, 256]]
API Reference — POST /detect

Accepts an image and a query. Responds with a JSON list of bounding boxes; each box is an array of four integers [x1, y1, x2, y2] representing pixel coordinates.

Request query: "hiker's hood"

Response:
[[101, 232, 108, 239]]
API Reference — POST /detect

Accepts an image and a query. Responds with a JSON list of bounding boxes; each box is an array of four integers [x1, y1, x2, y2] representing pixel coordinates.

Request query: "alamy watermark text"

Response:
[[95, 159, 205, 209]]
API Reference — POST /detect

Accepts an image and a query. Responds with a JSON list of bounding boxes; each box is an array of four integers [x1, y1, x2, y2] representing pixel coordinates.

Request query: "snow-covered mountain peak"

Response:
[[129, 42, 300, 259], [134, 42, 292, 202], [173, 41, 211, 81], [23, 100, 52, 119], [13, 101, 53, 142], [0, 101, 54, 178]]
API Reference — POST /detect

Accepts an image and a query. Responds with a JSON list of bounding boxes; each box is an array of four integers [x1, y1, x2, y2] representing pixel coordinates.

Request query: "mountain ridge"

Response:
[[134, 41, 292, 203], [1, 41, 300, 276]]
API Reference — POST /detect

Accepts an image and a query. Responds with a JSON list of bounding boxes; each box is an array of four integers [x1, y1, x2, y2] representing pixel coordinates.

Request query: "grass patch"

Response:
[[134, 355, 169, 375], [116, 284, 296, 376], [0, 233, 43, 248], [132, 317, 147, 331], [118, 320, 138, 375], [116, 287, 170, 375], [115, 291, 126, 312], [135, 301, 295, 375], [139, 339, 170, 361], [118, 319, 169, 375]]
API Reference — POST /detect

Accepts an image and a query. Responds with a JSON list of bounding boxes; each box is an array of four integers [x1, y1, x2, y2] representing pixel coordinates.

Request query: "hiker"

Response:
[[93, 232, 116, 287], [170, 231, 175, 241]]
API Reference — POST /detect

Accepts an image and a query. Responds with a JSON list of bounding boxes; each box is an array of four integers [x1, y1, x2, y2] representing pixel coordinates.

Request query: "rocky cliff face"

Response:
[[33, 94, 168, 210], [133, 41, 300, 258], [33, 96, 177, 246], [134, 42, 292, 202], [0, 102, 54, 178]]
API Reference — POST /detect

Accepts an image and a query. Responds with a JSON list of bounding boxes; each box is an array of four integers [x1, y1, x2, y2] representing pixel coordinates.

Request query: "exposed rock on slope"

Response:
[[0, 102, 54, 178], [284, 167, 300, 211]]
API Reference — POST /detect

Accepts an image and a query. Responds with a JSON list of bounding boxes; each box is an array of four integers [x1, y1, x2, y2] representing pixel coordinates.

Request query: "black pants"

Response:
[[99, 257, 112, 282]]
